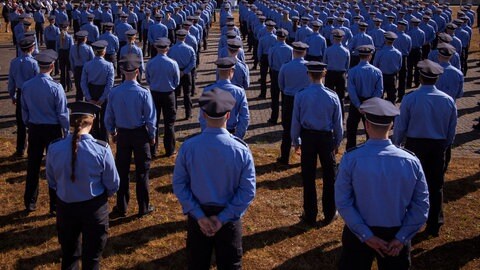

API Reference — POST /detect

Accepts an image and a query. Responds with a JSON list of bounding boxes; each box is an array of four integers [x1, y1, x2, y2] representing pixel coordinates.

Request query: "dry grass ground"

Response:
[[0, 137, 479, 269]]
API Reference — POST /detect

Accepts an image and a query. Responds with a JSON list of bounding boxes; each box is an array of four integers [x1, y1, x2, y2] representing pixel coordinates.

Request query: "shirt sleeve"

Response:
[[101, 146, 120, 196], [217, 149, 256, 223], [104, 93, 116, 133], [100, 63, 115, 103], [7, 61, 16, 101], [235, 92, 250, 139], [56, 86, 70, 134], [80, 65, 91, 100], [290, 93, 302, 146], [172, 146, 205, 219], [347, 69, 361, 108], [393, 99, 409, 146], [144, 91, 157, 139], [395, 160, 429, 244], [335, 155, 374, 242], [46, 147, 57, 191]]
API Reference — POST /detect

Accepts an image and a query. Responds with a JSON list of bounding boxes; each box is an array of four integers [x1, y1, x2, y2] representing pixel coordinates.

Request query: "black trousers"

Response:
[[300, 129, 336, 222], [150, 44, 158, 59], [142, 29, 149, 56], [461, 47, 468, 75], [407, 48, 422, 88], [94, 19, 101, 31], [421, 44, 431, 60], [168, 29, 175, 45], [259, 54, 269, 97], [58, 49, 72, 92], [46, 40, 59, 74], [151, 91, 176, 156], [104, 53, 117, 71], [117, 41, 127, 77], [383, 74, 397, 104], [35, 22, 44, 45], [269, 69, 280, 122], [339, 226, 411, 270], [240, 20, 247, 39], [247, 30, 254, 51], [252, 39, 259, 66], [280, 93, 294, 162], [57, 194, 108, 270], [305, 55, 323, 61], [187, 206, 242, 270], [88, 84, 108, 142], [405, 138, 446, 232], [73, 19, 80, 33], [175, 72, 192, 118], [202, 28, 208, 51], [325, 70, 346, 118], [350, 55, 360, 68], [116, 127, 151, 215], [191, 67, 197, 96], [398, 56, 407, 100], [24, 124, 62, 211], [346, 104, 368, 150], [74, 66, 84, 101], [15, 90, 27, 154]]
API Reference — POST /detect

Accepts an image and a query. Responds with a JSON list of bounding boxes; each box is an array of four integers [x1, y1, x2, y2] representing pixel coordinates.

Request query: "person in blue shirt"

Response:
[[22, 49, 69, 215], [182, 20, 199, 97], [368, 18, 386, 52], [295, 16, 313, 42], [70, 30, 95, 101], [268, 28, 293, 125], [44, 15, 60, 75], [348, 22, 374, 67], [434, 43, 464, 175], [393, 20, 412, 102], [81, 40, 114, 142], [336, 97, 429, 270], [141, 10, 154, 57], [393, 60, 457, 237], [291, 61, 343, 227], [257, 20, 277, 99], [324, 29, 350, 119], [105, 54, 157, 218], [419, 15, 435, 60], [146, 38, 180, 158], [46, 101, 119, 270], [80, 13, 100, 45], [173, 88, 256, 270], [277, 42, 310, 165], [407, 17, 425, 88], [33, 7, 45, 46], [72, 4, 81, 33], [8, 37, 39, 158], [199, 57, 250, 139], [305, 20, 326, 61], [98, 22, 119, 71], [346, 45, 384, 150], [119, 29, 144, 82], [168, 29, 196, 119], [220, 39, 249, 90], [373, 31, 402, 103], [164, 10, 177, 44], [56, 22, 74, 92], [148, 13, 168, 58]]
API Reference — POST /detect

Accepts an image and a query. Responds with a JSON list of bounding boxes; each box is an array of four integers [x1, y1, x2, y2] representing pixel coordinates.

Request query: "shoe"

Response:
[[25, 205, 37, 212], [473, 123, 480, 130], [257, 94, 266, 99], [14, 151, 25, 158], [109, 207, 126, 219], [185, 115, 193, 120], [425, 225, 440, 238], [267, 118, 277, 125], [164, 151, 177, 157], [296, 214, 317, 229], [276, 157, 289, 165], [396, 97, 403, 103], [320, 212, 338, 226], [251, 65, 257, 70], [49, 210, 56, 218], [138, 205, 155, 217]]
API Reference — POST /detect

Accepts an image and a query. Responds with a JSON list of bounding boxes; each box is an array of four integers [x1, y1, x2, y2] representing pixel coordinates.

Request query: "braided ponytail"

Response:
[[70, 115, 94, 182]]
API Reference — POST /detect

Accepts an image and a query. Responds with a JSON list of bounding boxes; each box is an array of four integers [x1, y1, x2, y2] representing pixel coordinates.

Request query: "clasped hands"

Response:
[[197, 216, 223, 237], [365, 236, 404, 257]]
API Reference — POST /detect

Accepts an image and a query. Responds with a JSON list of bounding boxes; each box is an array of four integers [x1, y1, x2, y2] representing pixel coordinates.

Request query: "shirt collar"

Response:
[[204, 127, 230, 134], [122, 80, 139, 86], [217, 79, 231, 84], [39, 73, 53, 79], [418, 84, 437, 91], [366, 138, 393, 146]]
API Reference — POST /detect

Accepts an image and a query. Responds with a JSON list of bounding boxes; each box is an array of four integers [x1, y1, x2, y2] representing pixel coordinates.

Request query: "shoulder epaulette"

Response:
[[94, 139, 109, 147], [396, 145, 416, 156], [232, 135, 248, 147], [345, 142, 365, 153], [405, 90, 415, 96], [324, 86, 336, 94]]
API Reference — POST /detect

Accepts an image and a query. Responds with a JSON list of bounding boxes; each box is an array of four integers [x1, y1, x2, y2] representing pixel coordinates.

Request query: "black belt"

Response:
[[117, 126, 147, 132], [28, 123, 61, 128], [301, 128, 333, 136], [200, 205, 225, 216]]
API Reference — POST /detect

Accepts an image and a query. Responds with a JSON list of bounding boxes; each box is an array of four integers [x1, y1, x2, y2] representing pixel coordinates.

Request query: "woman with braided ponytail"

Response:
[[46, 101, 119, 270]]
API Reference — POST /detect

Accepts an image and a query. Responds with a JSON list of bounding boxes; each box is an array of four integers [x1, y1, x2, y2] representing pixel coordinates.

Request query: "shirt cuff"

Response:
[[189, 207, 206, 220]]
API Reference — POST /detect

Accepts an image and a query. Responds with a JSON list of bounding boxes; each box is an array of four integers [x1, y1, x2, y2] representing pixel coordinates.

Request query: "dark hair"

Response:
[[420, 75, 437, 85], [70, 114, 93, 182]]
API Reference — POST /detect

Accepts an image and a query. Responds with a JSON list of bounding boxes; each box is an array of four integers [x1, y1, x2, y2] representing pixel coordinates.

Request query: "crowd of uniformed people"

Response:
[[4, 0, 478, 268]]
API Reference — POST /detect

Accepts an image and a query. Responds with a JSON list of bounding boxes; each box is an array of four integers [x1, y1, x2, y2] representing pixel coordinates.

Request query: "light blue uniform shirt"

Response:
[[56, 33, 74, 50], [305, 33, 327, 57], [435, 62, 464, 101], [218, 47, 246, 63], [278, 58, 310, 96], [98, 32, 120, 55], [295, 25, 313, 42], [8, 54, 39, 101], [46, 134, 120, 203], [199, 80, 250, 139], [323, 43, 350, 71], [119, 43, 145, 73], [146, 54, 180, 92], [348, 32, 374, 55], [347, 60, 384, 108], [419, 22, 435, 44], [368, 27, 386, 49], [268, 41, 293, 71], [291, 83, 343, 147], [115, 22, 134, 42], [69, 43, 95, 67], [408, 26, 425, 48], [167, 41, 196, 74], [393, 85, 457, 146], [231, 60, 250, 90], [373, 44, 402, 74], [80, 23, 100, 43], [21, 73, 69, 133], [393, 31, 412, 56], [172, 127, 256, 223], [105, 80, 157, 139], [257, 32, 277, 56], [148, 22, 168, 43], [335, 139, 429, 244], [44, 24, 60, 42], [81, 56, 115, 102]]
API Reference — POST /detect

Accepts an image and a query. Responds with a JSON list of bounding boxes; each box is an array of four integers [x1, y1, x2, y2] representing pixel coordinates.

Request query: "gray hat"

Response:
[[119, 54, 142, 72], [360, 97, 400, 125], [199, 88, 236, 118], [437, 43, 456, 57], [305, 61, 327, 73], [35, 49, 58, 66], [154, 37, 171, 48], [417, 59, 444, 78]]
